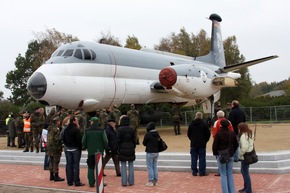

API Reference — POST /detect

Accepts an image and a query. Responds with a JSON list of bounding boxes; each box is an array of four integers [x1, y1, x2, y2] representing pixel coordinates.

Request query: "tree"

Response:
[[125, 35, 141, 50], [6, 29, 78, 105], [0, 91, 3, 101], [97, 31, 122, 46], [155, 28, 250, 106]]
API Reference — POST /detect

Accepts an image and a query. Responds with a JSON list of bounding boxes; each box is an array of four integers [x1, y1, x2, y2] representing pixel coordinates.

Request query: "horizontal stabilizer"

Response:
[[219, 55, 278, 73]]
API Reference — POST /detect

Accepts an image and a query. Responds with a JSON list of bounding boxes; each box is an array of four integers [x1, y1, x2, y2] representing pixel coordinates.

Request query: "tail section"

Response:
[[196, 13, 226, 68]]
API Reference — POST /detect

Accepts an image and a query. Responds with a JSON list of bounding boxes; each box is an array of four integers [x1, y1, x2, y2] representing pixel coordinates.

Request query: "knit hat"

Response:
[[146, 122, 155, 132], [220, 119, 230, 128], [89, 117, 98, 122]]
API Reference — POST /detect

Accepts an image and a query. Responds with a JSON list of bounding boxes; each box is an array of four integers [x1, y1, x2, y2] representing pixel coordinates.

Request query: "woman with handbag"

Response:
[[142, 122, 160, 186], [238, 123, 254, 193], [212, 119, 238, 193]]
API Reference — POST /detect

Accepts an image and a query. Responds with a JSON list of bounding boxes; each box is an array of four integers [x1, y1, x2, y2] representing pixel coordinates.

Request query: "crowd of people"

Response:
[[4, 100, 255, 192]]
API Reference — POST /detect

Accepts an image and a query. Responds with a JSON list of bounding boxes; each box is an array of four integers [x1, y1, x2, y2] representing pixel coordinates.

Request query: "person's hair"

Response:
[[216, 110, 225, 118], [238, 122, 252, 140], [67, 115, 77, 128], [220, 119, 230, 128], [232, 100, 239, 108], [195, 111, 203, 119], [119, 115, 130, 126]]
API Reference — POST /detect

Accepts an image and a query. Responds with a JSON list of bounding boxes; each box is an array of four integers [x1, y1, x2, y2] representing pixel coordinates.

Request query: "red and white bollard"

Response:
[[95, 152, 104, 193]]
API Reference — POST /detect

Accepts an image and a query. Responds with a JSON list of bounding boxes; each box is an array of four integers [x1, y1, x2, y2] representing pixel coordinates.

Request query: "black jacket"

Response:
[[228, 107, 246, 135], [143, 130, 160, 153], [116, 125, 136, 161], [63, 124, 82, 150], [212, 126, 238, 156], [105, 124, 118, 154], [187, 118, 210, 148]]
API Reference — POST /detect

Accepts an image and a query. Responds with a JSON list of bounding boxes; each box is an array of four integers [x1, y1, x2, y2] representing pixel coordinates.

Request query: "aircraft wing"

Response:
[[219, 55, 278, 73]]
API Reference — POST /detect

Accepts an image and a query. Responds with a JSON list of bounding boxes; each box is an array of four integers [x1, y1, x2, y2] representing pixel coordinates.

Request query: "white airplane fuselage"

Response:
[[27, 13, 276, 112]]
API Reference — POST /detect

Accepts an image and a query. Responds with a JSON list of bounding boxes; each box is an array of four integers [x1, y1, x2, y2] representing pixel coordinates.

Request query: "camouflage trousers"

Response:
[[33, 128, 43, 150], [49, 152, 62, 174], [24, 132, 33, 149]]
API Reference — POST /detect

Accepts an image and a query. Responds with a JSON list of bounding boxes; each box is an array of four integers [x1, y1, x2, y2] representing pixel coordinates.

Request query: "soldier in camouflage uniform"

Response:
[[30, 107, 45, 153], [47, 116, 65, 182], [15, 110, 24, 148], [171, 104, 181, 135], [75, 109, 87, 137], [110, 105, 122, 127], [127, 104, 140, 144], [99, 109, 109, 129]]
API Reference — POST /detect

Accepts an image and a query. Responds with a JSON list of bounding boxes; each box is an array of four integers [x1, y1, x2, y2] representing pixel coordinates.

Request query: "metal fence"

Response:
[[159, 105, 290, 126]]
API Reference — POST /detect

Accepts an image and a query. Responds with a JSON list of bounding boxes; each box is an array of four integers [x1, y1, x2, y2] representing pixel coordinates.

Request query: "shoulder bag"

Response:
[[158, 137, 168, 152], [243, 126, 258, 164]]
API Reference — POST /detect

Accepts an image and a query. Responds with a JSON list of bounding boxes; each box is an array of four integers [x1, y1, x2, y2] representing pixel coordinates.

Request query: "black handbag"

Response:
[[158, 137, 168, 152], [244, 148, 258, 165], [219, 148, 230, 164]]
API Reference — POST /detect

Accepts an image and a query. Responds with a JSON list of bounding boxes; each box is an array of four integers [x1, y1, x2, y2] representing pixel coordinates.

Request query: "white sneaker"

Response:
[[146, 182, 154, 187]]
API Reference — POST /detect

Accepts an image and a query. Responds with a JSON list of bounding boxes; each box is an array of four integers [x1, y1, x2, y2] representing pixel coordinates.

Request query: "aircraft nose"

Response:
[[27, 72, 47, 99]]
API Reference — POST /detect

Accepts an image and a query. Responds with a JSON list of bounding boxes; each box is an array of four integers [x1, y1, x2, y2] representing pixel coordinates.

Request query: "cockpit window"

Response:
[[83, 49, 91, 60], [63, 49, 74, 57], [57, 50, 64, 56], [90, 49, 96, 60], [74, 49, 82, 59], [51, 46, 97, 61]]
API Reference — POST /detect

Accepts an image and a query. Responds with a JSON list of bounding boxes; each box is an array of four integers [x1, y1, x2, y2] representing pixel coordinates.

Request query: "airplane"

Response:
[[27, 13, 277, 115]]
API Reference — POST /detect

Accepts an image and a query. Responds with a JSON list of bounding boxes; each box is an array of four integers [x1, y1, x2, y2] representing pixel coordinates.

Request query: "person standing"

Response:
[[82, 117, 108, 188], [127, 104, 140, 144], [238, 122, 254, 193], [30, 107, 45, 153], [63, 115, 85, 186], [187, 112, 211, 176], [5, 113, 12, 147], [103, 118, 121, 177], [23, 111, 33, 152], [171, 104, 181, 135], [212, 119, 238, 193], [47, 117, 65, 182], [228, 100, 246, 162], [212, 110, 234, 177], [99, 109, 109, 129], [15, 111, 25, 148], [116, 115, 136, 186], [8, 114, 16, 147], [142, 122, 160, 186], [110, 105, 122, 127]]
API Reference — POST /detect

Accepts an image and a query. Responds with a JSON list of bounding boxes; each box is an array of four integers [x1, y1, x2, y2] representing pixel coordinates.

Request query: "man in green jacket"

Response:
[[82, 117, 108, 187]]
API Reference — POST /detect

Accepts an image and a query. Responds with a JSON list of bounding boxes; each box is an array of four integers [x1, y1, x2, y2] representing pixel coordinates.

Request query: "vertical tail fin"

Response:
[[196, 13, 226, 68]]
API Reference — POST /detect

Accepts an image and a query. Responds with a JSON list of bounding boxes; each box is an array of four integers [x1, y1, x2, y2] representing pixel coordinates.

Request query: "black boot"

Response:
[[50, 172, 54, 181], [54, 173, 65, 182], [36, 146, 39, 153], [23, 148, 29, 152], [30, 147, 33, 152]]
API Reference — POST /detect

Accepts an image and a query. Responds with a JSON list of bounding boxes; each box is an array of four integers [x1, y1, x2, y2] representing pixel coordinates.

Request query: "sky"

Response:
[[1, 0, 289, 98]]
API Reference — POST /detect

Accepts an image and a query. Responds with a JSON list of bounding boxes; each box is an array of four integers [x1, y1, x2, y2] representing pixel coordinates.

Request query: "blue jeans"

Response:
[[217, 156, 236, 193], [241, 160, 252, 193], [121, 161, 134, 186], [65, 149, 81, 185], [190, 147, 206, 175], [146, 153, 159, 182]]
